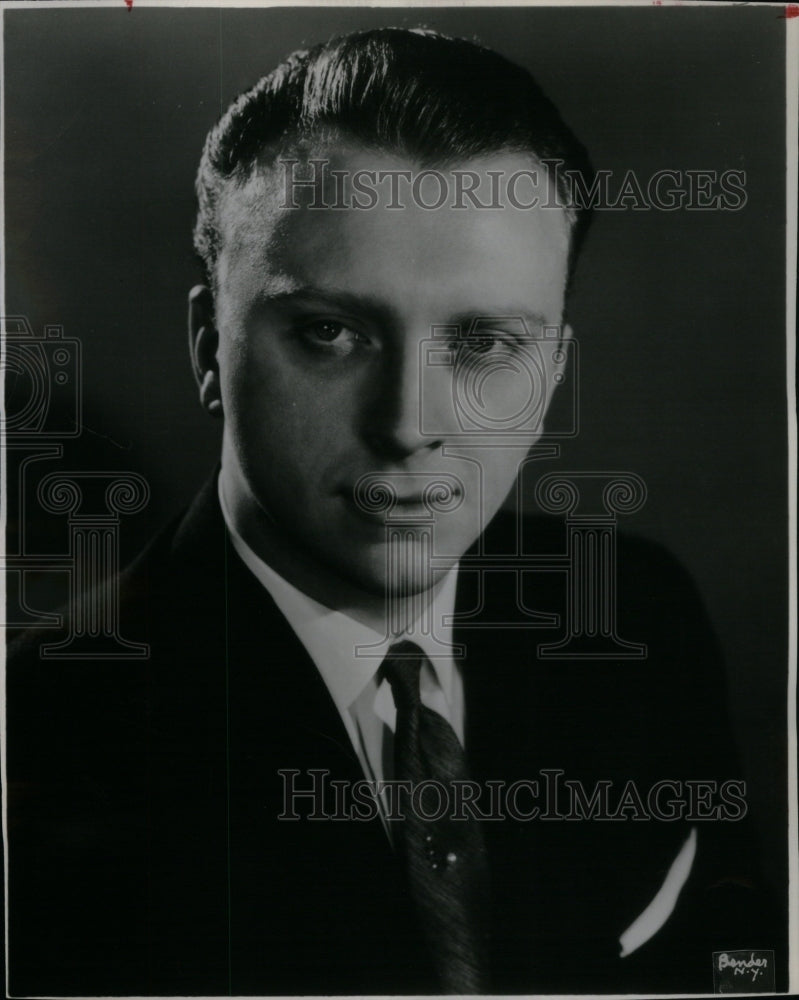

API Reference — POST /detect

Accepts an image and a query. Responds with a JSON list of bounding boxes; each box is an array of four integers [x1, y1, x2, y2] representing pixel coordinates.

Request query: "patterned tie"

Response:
[[382, 639, 491, 994]]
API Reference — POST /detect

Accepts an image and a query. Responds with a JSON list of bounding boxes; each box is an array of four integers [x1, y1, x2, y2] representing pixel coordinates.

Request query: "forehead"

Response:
[[215, 141, 571, 321]]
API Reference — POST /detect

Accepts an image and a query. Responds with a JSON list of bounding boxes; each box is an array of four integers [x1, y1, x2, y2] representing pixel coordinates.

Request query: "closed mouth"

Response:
[[339, 486, 460, 522]]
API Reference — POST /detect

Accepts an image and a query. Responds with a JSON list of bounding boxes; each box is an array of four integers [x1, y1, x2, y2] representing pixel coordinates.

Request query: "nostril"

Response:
[[362, 367, 432, 459]]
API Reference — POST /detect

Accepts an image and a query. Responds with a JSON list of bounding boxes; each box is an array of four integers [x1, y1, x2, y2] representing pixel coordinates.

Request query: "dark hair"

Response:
[[194, 27, 593, 288]]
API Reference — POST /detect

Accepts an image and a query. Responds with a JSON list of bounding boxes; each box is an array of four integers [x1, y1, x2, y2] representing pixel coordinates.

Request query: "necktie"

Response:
[[382, 640, 491, 994]]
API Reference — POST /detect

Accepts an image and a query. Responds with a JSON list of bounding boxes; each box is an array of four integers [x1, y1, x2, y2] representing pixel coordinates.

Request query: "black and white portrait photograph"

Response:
[[2, 2, 797, 997]]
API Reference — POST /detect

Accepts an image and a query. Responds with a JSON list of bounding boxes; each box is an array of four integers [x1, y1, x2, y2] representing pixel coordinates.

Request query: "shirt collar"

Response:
[[218, 475, 458, 716]]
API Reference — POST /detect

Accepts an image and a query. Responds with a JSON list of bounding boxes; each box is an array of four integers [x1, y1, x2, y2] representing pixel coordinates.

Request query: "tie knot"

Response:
[[382, 640, 425, 711]]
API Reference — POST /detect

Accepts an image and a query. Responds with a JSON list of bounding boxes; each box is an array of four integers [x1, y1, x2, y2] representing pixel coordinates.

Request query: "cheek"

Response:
[[476, 449, 529, 509], [221, 345, 358, 465]]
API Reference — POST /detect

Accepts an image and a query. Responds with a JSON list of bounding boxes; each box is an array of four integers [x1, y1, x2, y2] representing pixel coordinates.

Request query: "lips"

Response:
[[338, 471, 466, 529], [391, 495, 431, 505], [340, 490, 427, 519], [338, 484, 461, 525]]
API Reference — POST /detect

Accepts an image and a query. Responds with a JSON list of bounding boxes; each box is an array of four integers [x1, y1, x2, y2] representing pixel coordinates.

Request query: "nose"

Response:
[[363, 336, 448, 460]]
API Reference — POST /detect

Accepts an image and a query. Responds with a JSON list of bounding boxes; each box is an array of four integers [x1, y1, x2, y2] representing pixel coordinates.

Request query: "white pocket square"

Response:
[[619, 826, 697, 958]]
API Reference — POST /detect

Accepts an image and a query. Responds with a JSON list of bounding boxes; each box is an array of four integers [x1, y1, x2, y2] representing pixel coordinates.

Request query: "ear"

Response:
[[188, 284, 223, 418]]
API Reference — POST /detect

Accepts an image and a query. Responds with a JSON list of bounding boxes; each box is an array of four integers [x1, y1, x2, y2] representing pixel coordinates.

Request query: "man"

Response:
[[7, 27, 780, 996]]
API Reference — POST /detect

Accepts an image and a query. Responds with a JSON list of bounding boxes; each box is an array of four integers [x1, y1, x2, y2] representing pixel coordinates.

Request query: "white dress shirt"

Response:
[[218, 477, 464, 809]]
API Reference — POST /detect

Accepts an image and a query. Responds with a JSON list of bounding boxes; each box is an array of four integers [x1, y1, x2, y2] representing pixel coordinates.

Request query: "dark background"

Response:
[[3, 5, 790, 899]]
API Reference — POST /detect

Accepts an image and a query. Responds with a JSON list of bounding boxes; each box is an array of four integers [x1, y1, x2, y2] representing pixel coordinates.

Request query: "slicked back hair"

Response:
[[194, 27, 594, 291]]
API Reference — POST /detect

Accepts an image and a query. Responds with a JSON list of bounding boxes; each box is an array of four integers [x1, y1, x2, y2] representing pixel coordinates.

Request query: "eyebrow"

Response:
[[258, 284, 549, 332], [257, 285, 396, 325], [449, 310, 549, 332]]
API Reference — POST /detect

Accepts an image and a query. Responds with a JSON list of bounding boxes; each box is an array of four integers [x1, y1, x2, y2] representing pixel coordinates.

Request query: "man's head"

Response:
[[189, 28, 593, 615]]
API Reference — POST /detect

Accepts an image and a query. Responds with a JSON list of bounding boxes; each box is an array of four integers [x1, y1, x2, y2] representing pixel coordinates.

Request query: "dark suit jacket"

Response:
[[6, 476, 784, 995]]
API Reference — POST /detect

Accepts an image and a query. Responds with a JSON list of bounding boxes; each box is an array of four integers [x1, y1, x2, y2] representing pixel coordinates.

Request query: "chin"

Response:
[[336, 541, 455, 599]]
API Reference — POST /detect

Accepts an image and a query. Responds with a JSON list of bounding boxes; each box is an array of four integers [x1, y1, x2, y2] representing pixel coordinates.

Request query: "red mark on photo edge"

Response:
[[125, 0, 133, 9], [781, 4, 799, 17]]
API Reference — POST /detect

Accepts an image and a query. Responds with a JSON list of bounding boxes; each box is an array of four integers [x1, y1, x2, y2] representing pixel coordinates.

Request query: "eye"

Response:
[[463, 332, 498, 355], [308, 320, 351, 342], [455, 329, 509, 358], [296, 319, 370, 355]]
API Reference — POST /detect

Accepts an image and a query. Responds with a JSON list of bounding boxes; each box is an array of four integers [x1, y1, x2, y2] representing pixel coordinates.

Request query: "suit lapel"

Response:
[[168, 475, 363, 780], [162, 478, 433, 993]]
